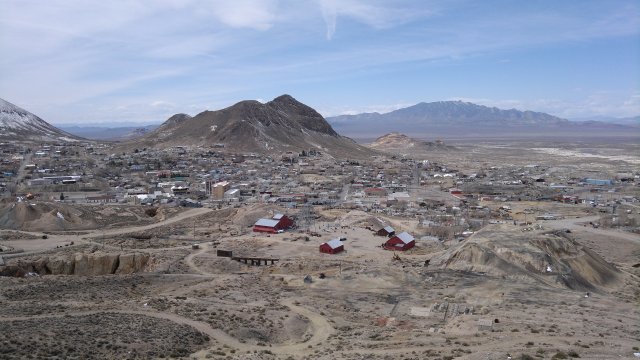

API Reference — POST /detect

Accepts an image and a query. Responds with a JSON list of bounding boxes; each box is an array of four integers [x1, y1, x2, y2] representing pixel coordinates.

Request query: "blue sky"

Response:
[[0, 0, 638, 125]]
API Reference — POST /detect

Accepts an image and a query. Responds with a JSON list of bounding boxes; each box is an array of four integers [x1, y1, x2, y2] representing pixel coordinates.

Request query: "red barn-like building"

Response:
[[376, 226, 395, 237], [384, 232, 415, 251], [272, 213, 294, 228], [319, 239, 344, 254], [253, 214, 295, 233]]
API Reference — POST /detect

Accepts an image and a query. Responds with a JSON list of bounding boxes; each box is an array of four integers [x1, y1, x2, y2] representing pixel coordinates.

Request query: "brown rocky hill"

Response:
[[127, 95, 373, 158]]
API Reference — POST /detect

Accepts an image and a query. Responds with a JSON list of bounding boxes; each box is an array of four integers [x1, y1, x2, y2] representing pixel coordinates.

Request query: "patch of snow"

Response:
[[58, 136, 79, 142], [1, 97, 76, 141]]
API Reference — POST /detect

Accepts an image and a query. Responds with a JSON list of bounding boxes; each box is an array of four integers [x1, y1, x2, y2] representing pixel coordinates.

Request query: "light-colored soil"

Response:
[[1, 167, 639, 359]]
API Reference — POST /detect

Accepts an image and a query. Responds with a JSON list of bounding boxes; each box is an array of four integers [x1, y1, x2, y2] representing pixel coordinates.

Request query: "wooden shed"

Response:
[[320, 238, 344, 254], [384, 231, 415, 251], [272, 213, 295, 229], [253, 219, 282, 233], [376, 225, 396, 237], [253, 214, 295, 233]]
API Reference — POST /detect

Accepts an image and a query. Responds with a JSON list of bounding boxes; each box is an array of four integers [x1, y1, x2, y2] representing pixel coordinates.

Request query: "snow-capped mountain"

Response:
[[0, 98, 81, 142]]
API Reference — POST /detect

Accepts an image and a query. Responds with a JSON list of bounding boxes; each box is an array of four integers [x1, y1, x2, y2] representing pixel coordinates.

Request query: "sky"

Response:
[[0, 0, 638, 125]]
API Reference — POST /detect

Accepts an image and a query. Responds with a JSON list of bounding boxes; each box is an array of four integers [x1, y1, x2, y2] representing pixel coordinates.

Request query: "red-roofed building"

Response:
[[272, 213, 295, 228], [320, 239, 344, 254], [384, 232, 415, 251], [253, 213, 295, 233]]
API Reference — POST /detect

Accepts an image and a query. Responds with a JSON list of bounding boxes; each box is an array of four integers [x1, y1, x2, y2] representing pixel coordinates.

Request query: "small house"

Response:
[[319, 238, 344, 254], [384, 231, 415, 251], [253, 219, 282, 233], [376, 226, 396, 237], [272, 213, 295, 229], [253, 213, 295, 233]]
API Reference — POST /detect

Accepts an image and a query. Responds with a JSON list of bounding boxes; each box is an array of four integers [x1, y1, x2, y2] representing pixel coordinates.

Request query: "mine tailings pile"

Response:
[[437, 226, 621, 291], [0, 252, 150, 277], [0, 201, 97, 231]]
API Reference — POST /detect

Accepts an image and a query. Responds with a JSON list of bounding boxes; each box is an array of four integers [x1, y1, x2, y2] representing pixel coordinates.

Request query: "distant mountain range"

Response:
[[327, 101, 639, 139], [0, 98, 82, 142], [569, 115, 639, 126], [3, 95, 638, 145], [123, 95, 373, 157], [58, 124, 159, 141]]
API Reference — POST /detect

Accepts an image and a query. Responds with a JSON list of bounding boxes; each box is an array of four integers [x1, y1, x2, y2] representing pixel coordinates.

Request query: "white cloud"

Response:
[[0, 0, 637, 124], [319, 0, 338, 40], [318, 103, 414, 117], [317, 0, 433, 40], [206, 0, 278, 31]]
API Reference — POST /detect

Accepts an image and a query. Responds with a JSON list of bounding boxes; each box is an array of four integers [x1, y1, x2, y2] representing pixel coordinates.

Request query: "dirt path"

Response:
[[0, 297, 335, 357], [83, 207, 213, 238], [191, 297, 335, 356], [184, 243, 212, 276], [546, 215, 640, 245], [1, 208, 213, 259]]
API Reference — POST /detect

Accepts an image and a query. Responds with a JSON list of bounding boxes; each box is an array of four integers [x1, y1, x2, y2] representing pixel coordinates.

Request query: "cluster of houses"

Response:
[[3, 140, 637, 231], [318, 224, 416, 255], [374, 225, 415, 251], [248, 211, 417, 255], [1, 142, 93, 195]]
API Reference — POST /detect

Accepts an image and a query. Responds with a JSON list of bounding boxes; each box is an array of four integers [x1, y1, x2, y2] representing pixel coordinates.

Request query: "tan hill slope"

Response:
[[368, 132, 456, 152], [432, 224, 622, 291]]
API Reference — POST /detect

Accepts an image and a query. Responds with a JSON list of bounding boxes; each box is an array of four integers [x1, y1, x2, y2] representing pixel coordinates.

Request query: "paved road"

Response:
[[15, 150, 32, 187], [340, 183, 350, 202]]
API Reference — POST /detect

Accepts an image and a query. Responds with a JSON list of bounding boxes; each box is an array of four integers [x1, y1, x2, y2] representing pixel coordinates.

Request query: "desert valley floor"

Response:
[[1, 140, 639, 360]]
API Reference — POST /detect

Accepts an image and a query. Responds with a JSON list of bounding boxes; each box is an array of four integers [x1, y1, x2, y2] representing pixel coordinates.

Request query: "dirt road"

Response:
[[84, 207, 213, 238], [1, 207, 213, 259], [0, 296, 334, 357], [546, 215, 640, 245], [184, 242, 212, 276]]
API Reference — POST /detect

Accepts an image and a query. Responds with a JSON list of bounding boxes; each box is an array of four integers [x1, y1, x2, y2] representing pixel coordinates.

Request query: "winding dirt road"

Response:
[[1, 207, 213, 259], [184, 242, 212, 276], [0, 298, 335, 357]]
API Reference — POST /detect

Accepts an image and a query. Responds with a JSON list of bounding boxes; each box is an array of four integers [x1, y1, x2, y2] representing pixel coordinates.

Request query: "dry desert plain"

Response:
[[1, 141, 639, 360]]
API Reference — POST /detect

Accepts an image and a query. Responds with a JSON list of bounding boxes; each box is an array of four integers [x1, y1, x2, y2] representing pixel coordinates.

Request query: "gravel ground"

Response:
[[0, 312, 210, 359]]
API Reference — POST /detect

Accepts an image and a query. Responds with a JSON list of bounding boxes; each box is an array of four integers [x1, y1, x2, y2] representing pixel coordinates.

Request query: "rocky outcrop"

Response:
[[115, 253, 149, 275], [74, 253, 121, 276], [0, 252, 150, 277], [47, 255, 76, 275]]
